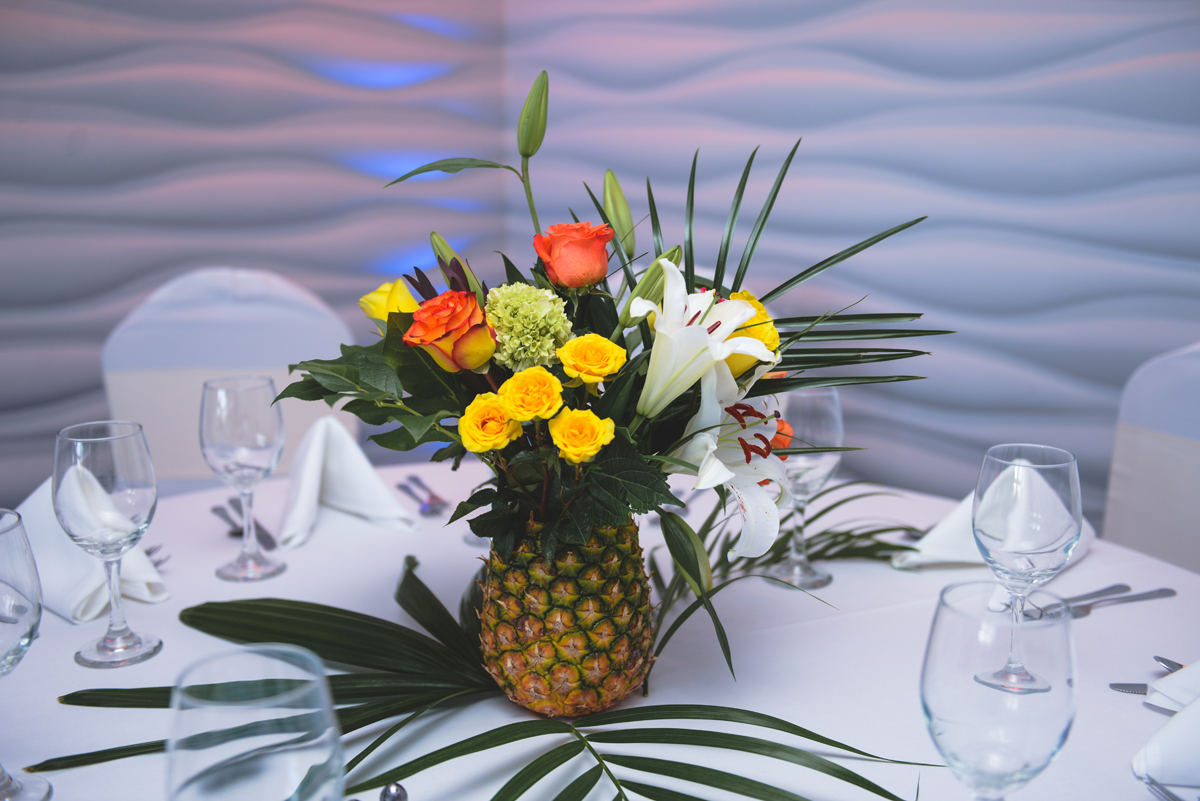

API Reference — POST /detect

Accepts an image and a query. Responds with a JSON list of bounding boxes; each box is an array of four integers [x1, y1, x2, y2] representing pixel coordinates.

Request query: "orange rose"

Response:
[[403, 290, 496, 372], [532, 221, 614, 288], [771, 419, 793, 460]]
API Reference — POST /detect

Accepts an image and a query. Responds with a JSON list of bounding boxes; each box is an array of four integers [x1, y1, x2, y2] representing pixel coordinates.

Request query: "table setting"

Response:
[[2, 70, 1198, 801]]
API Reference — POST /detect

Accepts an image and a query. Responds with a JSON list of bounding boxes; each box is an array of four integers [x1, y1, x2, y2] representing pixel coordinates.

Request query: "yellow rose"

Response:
[[459, 393, 522, 453], [557, 334, 627, 385], [725, 290, 780, 378], [359, 279, 420, 334], [547, 408, 615, 464], [498, 367, 563, 422]]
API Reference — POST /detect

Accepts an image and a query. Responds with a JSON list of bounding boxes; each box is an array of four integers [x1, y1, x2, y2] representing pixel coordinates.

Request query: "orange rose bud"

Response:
[[532, 221, 614, 288], [760, 418, 795, 485], [403, 290, 497, 372]]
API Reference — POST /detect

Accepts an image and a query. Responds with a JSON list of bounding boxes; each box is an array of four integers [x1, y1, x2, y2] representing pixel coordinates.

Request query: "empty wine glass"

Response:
[[167, 644, 343, 801], [766, 387, 843, 590], [972, 444, 1081, 693], [0, 510, 52, 801], [200, 377, 285, 582], [53, 421, 163, 668], [922, 581, 1076, 800]]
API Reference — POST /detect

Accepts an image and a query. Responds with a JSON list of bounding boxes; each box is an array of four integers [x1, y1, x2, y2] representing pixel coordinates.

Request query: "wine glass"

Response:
[[53, 421, 163, 668], [0, 510, 52, 801], [766, 387, 843, 590], [922, 581, 1076, 800], [972, 444, 1081, 693], [200, 377, 286, 582], [167, 644, 343, 801]]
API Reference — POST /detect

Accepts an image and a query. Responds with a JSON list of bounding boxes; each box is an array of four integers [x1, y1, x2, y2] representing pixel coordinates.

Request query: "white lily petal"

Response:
[[726, 478, 781, 560], [657, 260, 689, 333], [694, 441, 737, 489], [629, 297, 660, 320], [709, 334, 777, 364]]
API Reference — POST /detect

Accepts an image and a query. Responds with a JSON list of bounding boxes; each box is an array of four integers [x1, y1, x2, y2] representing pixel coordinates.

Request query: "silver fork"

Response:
[[1070, 588, 1176, 618], [396, 483, 444, 517], [1145, 775, 1187, 801], [407, 475, 448, 513], [143, 544, 170, 569]]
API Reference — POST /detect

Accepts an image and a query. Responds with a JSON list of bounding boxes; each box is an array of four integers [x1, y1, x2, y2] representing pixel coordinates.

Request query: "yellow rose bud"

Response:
[[726, 290, 780, 378], [547, 408, 615, 464], [557, 334, 627, 385], [497, 366, 564, 422], [459, 393, 523, 453], [359, 279, 420, 334]]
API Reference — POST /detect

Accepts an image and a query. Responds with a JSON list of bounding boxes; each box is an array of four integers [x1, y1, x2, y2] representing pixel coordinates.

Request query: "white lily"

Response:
[[670, 364, 793, 560], [631, 261, 776, 420]]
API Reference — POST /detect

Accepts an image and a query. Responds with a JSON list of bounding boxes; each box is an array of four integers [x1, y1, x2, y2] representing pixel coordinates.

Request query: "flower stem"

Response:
[[522, 156, 541, 236]]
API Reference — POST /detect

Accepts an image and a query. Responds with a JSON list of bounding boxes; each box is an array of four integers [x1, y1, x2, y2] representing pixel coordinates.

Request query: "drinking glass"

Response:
[[167, 644, 343, 801], [200, 377, 285, 581], [922, 581, 1076, 800], [766, 387, 843, 589], [53, 421, 163, 668], [972, 444, 1081, 693], [0, 511, 52, 801]]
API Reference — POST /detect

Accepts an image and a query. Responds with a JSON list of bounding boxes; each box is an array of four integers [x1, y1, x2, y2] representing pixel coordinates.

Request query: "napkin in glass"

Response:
[[1134, 668, 1200, 788], [891, 482, 1095, 570], [14, 476, 168, 624], [279, 416, 416, 548]]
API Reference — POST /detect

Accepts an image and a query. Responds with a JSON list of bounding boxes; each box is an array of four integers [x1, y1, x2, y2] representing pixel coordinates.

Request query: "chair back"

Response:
[[1103, 341, 1200, 572], [102, 268, 358, 480]]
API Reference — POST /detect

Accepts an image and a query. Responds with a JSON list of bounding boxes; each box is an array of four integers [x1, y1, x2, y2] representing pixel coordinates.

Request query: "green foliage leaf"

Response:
[[499, 252, 532, 285], [450, 487, 498, 524], [712, 147, 758, 294], [396, 558, 489, 678], [589, 436, 680, 518], [646, 178, 664, 258], [602, 754, 807, 801], [683, 150, 697, 293], [340, 399, 398, 426], [275, 375, 334, 403], [492, 740, 586, 801], [744, 375, 924, 399], [384, 157, 521, 187], [460, 564, 486, 645], [369, 424, 453, 452], [469, 506, 519, 542], [592, 351, 648, 426], [552, 765, 604, 801], [730, 138, 801, 293]]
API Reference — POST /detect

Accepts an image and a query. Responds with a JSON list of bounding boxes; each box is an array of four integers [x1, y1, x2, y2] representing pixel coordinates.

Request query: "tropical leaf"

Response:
[[712, 147, 758, 294], [729, 139, 801, 294], [602, 754, 808, 801], [384, 157, 521, 186], [744, 375, 924, 399], [646, 178, 664, 258], [492, 740, 586, 801], [395, 558, 490, 678], [683, 150, 697, 293], [552, 765, 604, 801], [778, 328, 953, 342]]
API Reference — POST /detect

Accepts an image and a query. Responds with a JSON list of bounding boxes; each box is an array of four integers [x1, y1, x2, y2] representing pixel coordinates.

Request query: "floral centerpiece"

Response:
[[33, 72, 945, 799]]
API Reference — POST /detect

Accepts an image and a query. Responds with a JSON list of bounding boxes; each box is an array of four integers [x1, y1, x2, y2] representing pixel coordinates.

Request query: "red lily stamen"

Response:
[[687, 310, 704, 326], [724, 403, 767, 429], [707, 321, 721, 335], [737, 433, 773, 463]]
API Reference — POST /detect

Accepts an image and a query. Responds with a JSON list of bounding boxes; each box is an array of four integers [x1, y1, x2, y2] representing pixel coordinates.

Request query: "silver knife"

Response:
[[1110, 682, 1148, 694], [1155, 656, 1185, 673]]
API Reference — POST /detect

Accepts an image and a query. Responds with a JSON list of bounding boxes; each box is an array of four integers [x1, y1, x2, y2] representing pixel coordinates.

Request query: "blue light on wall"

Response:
[[302, 60, 451, 90], [393, 14, 475, 41], [338, 152, 454, 182], [369, 237, 476, 278]]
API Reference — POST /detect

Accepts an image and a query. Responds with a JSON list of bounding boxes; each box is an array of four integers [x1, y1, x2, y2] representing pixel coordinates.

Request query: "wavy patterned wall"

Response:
[[501, 0, 1200, 526], [0, 0, 507, 508]]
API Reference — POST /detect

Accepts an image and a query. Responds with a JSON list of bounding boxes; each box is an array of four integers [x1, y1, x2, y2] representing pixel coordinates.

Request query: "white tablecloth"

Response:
[[3, 461, 1198, 800]]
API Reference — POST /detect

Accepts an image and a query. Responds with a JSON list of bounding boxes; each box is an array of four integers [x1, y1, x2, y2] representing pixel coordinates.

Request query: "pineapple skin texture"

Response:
[[479, 520, 654, 717]]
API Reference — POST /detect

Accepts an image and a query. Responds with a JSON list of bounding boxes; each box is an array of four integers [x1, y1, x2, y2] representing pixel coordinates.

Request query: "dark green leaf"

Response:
[[396, 559, 489, 677], [345, 719, 572, 794], [384, 157, 521, 187], [449, 487, 498, 524], [460, 564, 486, 645], [646, 178, 664, 258], [583, 181, 637, 291], [744, 375, 924, 399], [431, 441, 468, 467], [552, 765, 604, 801], [590, 437, 679, 517], [772, 312, 924, 327], [602, 754, 808, 801], [341, 399, 399, 426], [25, 740, 165, 773], [370, 424, 453, 452], [592, 351, 648, 426], [730, 139, 801, 293], [618, 781, 708, 801], [469, 507, 519, 541], [683, 150, 697, 293], [491, 740, 586, 801], [758, 216, 926, 304], [777, 328, 953, 342], [398, 412, 450, 442], [275, 375, 334, 403], [500, 252, 532, 285], [712, 147, 757, 294]]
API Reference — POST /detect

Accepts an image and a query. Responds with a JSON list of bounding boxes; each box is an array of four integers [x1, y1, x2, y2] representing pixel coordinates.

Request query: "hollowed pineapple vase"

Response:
[[479, 518, 654, 717]]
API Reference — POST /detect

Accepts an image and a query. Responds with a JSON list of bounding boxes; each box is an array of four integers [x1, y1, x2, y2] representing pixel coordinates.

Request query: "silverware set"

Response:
[[396, 474, 447, 517], [210, 498, 277, 550], [1024, 584, 1176, 620], [142, 543, 170, 569], [1145, 774, 1197, 801]]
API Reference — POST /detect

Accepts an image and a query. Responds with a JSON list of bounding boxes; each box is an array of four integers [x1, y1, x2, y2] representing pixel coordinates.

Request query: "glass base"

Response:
[[463, 533, 490, 548], [973, 666, 1051, 695], [0, 770, 52, 801], [75, 631, 162, 669], [766, 558, 832, 590], [217, 551, 286, 582]]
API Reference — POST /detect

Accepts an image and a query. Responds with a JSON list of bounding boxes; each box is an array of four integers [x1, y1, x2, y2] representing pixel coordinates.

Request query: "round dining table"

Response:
[[3, 460, 1197, 800]]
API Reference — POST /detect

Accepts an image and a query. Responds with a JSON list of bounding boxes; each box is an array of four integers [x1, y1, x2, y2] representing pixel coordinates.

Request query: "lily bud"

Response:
[[517, 71, 548, 158], [430, 232, 485, 307], [618, 245, 681, 329], [661, 512, 714, 596], [603, 169, 635, 261]]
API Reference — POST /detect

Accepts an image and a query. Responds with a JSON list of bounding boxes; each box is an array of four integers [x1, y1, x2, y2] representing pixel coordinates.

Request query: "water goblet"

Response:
[[766, 387, 843, 590], [200, 377, 286, 581], [53, 421, 163, 668], [0, 510, 52, 801], [167, 644, 343, 801], [922, 581, 1076, 800], [972, 444, 1081, 693]]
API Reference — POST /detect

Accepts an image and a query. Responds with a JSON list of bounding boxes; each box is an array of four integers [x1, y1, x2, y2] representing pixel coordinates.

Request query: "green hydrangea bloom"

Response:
[[486, 284, 573, 372]]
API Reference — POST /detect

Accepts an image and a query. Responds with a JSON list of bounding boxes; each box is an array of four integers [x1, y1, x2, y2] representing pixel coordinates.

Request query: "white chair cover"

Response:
[[1103, 341, 1200, 573], [102, 268, 358, 480]]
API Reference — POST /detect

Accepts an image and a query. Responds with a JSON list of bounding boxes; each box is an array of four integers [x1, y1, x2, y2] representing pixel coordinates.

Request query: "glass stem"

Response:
[[0, 762, 20, 796], [241, 490, 260, 557], [1004, 591, 1029, 676], [788, 498, 810, 565], [103, 558, 134, 649]]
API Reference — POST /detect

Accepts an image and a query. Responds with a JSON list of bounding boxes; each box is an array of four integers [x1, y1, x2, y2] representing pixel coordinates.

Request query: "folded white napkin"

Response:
[[892, 488, 1094, 570], [15, 477, 168, 624], [1134, 675, 1200, 787], [279, 417, 416, 548], [1146, 659, 1200, 714]]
